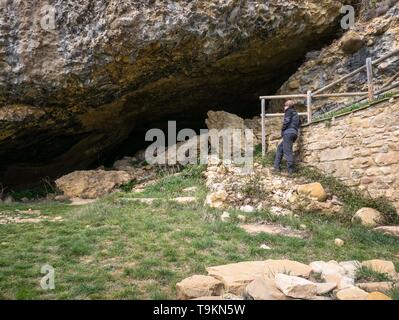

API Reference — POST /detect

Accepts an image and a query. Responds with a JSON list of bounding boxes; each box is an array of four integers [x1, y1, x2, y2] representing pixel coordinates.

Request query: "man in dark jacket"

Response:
[[274, 100, 300, 174]]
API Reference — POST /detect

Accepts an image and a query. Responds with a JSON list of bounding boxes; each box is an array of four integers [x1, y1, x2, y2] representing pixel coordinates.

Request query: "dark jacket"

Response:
[[281, 107, 300, 137]]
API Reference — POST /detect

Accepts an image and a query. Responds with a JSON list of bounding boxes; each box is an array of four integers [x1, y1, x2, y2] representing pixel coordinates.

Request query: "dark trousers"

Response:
[[274, 133, 297, 173]]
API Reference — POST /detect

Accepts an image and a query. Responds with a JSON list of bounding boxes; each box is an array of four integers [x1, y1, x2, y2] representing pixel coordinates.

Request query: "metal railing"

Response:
[[259, 47, 399, 157]]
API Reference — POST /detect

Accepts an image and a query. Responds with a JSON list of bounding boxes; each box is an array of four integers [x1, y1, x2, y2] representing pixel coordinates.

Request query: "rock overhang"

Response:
[[0, 0, 350, 185]]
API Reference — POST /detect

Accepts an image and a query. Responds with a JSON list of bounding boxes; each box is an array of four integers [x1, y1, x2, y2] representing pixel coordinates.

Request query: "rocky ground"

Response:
[[175, 158, 399, 300], [177, 258, 398, 300]]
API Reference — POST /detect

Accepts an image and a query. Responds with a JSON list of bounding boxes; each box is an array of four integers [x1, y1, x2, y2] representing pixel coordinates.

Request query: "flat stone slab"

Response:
[[69, 198, 97, 206], [171, 197, 197, 204], [240, 223, 307, 239], [357, 282, 393, 293], [373, 226, 399, 238], [206, 261, 267, 295]]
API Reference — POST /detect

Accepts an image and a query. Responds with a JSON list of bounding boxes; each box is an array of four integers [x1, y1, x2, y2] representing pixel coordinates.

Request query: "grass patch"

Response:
[[0, 161, 398, 299], [355, 266, 393, 283], [387, 285, 399, 300], [311, 93, 396, 123], [241, 175, 269, 201]]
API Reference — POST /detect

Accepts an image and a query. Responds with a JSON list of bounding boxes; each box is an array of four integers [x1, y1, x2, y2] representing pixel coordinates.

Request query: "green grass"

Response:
[[311, 93, 397, 123], [0, 163, 398, 300], [355, 266, 394, 283], [387, 285, 399, 300]]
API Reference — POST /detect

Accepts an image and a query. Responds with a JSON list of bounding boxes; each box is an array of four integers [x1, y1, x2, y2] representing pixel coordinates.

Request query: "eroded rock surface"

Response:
[[0, 0, 348, 184]]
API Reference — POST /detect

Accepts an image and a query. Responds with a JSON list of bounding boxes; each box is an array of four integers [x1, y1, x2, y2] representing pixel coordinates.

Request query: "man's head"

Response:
[[284, 100, 295, 111]]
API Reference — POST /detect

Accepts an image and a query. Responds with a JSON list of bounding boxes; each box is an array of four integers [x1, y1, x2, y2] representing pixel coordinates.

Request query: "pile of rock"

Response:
[[176, 259, 397, 300], [204, 159, 343, 215]]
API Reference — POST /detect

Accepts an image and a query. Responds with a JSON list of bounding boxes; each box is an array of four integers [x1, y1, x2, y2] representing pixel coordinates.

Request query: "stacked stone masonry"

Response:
[[266, 100, 399, 211]]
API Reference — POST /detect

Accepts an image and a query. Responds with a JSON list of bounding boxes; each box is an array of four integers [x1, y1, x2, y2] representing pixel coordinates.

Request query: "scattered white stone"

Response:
[[69, 198, 97, 206], [182, 187, 198, 193], [237, 215, 246, 222], [334, 238, 345, 247], [172, 197, 197, 204], [260, 244, 272, 250], [240, 205, 255, 213], [270, 206, 293, 217], [300, 224, 307, 230], [221, 212, 231, 222]]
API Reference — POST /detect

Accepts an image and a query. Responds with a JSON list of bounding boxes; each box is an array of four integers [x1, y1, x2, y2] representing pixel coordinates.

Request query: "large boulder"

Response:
[[0, 0, 351, 184], [297, 183, 328, 202], [205, 111, 245, 131], [55, 170, 132, 199], [340, 31, 365, 54], [352, 208, 384, 227], [176, 275, 224, 300]]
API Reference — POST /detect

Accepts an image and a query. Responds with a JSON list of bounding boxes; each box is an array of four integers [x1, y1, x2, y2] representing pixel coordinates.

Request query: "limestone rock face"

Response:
[[55, 170, 132, 199], [0, 0, 348, 184], [272, 2, 399, 114]]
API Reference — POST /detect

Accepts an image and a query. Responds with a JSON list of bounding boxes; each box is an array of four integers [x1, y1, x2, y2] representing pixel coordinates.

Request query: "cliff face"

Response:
[[0, 0, 348, 184], [272, 2, 399, 114]]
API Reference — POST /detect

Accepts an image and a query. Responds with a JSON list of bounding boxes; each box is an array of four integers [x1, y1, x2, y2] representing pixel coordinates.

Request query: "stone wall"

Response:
[[297, 99, 399, 211], [263, 99, 399, 211]]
